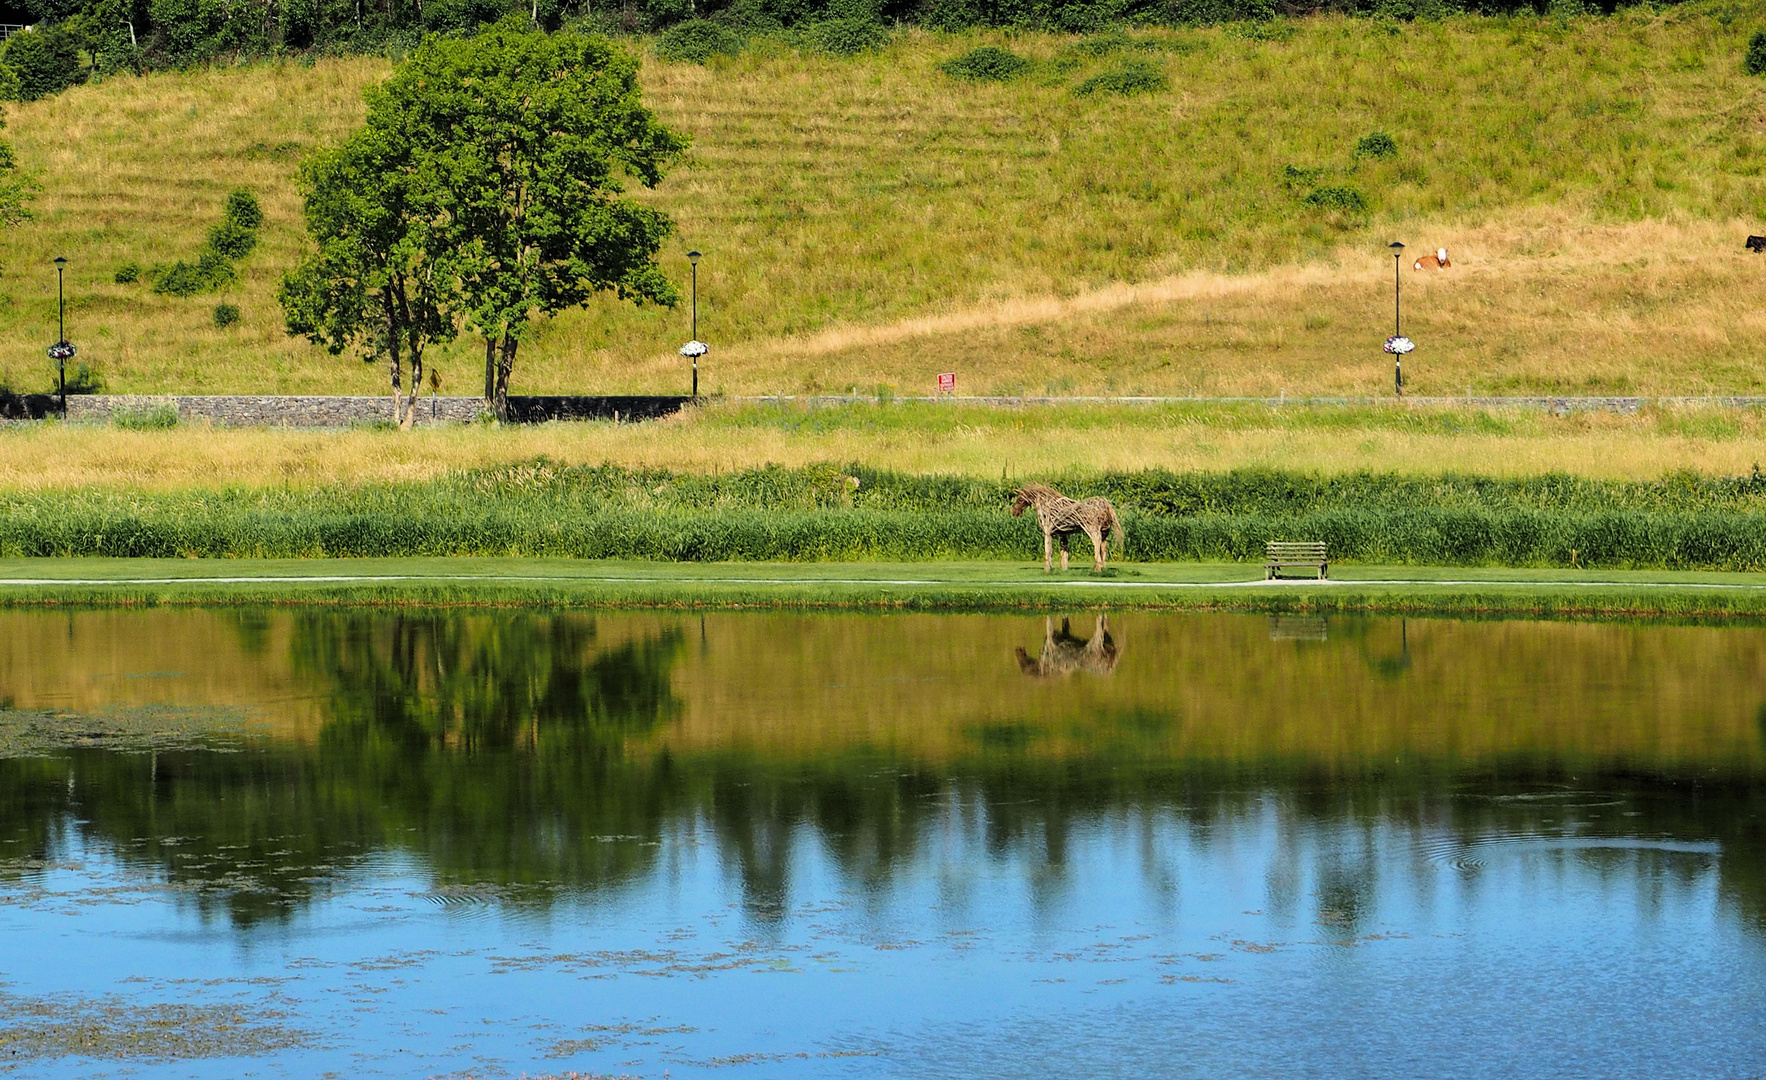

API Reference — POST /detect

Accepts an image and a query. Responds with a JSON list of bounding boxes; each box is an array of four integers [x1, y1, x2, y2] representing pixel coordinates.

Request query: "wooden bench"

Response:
[[1266, 541, 1328, 580]]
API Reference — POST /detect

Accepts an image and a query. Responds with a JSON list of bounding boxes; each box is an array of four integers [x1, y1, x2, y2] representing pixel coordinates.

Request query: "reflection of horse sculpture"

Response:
[[1010, 483, 1123, 572], [1016, 616, 1121, 677]]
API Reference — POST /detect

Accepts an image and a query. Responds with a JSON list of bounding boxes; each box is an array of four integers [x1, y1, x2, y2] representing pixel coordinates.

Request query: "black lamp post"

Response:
[[680, 250, 704, 400], [1388, 241, 1405, 397], [49, 255, 74, 415]]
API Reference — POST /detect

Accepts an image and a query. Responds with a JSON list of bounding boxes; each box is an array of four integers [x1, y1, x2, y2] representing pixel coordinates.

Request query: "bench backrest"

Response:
[[1266, 541, 1327, 558]]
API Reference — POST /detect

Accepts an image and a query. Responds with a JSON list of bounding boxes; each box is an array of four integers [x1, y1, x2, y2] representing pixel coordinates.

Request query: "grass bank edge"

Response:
[[5, 560, 1766, 618]]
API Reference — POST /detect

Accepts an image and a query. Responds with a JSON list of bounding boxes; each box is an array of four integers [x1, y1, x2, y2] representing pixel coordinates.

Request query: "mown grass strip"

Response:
[[4, 559, 1766, 618]]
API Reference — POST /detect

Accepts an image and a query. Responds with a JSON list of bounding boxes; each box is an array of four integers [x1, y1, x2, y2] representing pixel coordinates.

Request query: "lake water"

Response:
[[1, 609, 1764, 1079]]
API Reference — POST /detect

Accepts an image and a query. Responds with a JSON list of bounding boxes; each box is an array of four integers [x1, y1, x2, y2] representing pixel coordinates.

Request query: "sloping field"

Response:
[[1, 8, 1764, 397]]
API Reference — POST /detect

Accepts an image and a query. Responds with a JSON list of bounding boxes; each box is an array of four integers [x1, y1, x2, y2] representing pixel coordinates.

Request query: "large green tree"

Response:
[[279, 123, 454, 428], [372, 17, 688, 418]]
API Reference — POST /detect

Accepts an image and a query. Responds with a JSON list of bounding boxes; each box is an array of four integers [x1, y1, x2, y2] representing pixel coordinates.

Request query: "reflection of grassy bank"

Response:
[[8, 558, 1766, 617]]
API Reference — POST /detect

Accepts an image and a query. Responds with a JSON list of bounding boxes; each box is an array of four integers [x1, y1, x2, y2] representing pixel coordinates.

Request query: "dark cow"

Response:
[[1748, 235, 1766, 252]]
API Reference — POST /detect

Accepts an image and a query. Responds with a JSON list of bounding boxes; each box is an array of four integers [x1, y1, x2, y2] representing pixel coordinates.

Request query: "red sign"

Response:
[[936, 372, 956, 393]]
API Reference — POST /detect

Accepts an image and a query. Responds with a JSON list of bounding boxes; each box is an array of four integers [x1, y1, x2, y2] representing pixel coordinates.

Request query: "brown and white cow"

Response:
[[1414, 247, 1451, 270]]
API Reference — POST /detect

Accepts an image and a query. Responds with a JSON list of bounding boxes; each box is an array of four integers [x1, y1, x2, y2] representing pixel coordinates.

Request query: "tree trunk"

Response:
[[401, 349, 424, 431], [483, 337, 497, 408], [388, 338, 405, 428], [493, 336, 518, 422]]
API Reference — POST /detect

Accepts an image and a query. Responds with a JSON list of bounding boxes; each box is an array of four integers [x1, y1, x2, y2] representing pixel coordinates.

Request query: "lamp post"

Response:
[[1387, 241, 1407, 398], [679, 250, 705, 401], [48, 256, 74, 415]]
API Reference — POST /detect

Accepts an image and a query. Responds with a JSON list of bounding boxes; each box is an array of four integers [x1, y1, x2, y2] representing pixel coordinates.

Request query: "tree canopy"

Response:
[[280, 18, 687, 421]]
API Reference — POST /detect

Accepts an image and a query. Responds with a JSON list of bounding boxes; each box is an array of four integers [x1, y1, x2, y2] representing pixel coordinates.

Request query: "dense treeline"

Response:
[[0, 0, 1682, 97], [7, 462, 1766, 567]]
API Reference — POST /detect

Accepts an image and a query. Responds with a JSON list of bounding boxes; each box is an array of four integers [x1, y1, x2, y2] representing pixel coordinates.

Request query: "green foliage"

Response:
[[112, 404, 179, 429], [1746, 30, 1766, 76], [152, 250, 235, 296], [655, 19, 744, 63], [1303, 184, 1369, 212], [113, 262, 141, 284], [940, 46, 1031, 82], [0, 25, 85, 102], [806, 17, 889, 56], [153, 189, 260, 296], [1073, 58, 1167, 96], [345, 17, 688, 415], [213, 303, 240, 327], [1354, 130, 1398, 159], [0, 123, 35, 228]]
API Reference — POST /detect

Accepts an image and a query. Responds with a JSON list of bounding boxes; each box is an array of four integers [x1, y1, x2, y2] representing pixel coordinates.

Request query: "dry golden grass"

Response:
[[4, 400, 1766, 490], [2, 11, 1766, 399]]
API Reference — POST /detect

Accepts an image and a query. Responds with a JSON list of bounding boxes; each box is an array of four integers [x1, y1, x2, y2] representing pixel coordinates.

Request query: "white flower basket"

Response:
[[679, 340, 708, 358], [1383, 336, 1415, 355]]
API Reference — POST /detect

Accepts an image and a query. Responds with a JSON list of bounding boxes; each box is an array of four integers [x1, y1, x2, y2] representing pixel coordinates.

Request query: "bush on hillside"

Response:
[[114, 262, 141, 284], [807, 18, 888, 56], [1, 26, 85, 102], [213, 303, 240, 327], [1303, 184, 1369, 212], [1747, 31, 1766, 76], [656, 19, 744, 63], [1355, 130, 1398, 159], [1074, 58, 1167, 96], [153, 251, 235, 296], [154, 189, 261, 296], [940, 46, 1030, 81]]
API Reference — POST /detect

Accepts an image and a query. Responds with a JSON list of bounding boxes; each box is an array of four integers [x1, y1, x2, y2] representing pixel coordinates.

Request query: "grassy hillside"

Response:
[[3, 8, 1766, 397]]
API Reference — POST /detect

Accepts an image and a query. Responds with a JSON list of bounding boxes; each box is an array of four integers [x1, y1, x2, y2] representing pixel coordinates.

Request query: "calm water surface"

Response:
[[1, 609, 1764, 1078]]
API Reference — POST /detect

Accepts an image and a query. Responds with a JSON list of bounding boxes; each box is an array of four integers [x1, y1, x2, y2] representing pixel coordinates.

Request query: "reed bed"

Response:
[[7, 461, 1766, 568]]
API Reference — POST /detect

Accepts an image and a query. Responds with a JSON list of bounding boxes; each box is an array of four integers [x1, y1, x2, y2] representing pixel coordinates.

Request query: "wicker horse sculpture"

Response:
[[1010, 482, 1123, 572]]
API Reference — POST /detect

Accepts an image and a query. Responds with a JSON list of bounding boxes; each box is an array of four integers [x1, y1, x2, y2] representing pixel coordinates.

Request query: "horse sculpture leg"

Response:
[[1060, 535, 1070, 571], [1044, 530, 1053, 573], [1087, 525, 1105, 570]]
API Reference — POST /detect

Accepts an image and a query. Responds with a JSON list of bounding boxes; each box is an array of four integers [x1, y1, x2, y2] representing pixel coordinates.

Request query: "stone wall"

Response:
[[60, 394, 691, 428]]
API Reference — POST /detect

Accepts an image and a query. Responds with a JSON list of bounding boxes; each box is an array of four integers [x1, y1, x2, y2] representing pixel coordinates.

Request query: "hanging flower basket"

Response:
[[46, 341, 77, 361], [1383, 336, 1415, 355], [679, 340, 708, 358]]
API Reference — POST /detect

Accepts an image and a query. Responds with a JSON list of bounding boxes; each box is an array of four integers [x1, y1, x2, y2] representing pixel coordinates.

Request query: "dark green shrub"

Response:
[[1074, 59, 1167, 97], [152, 250, 235, 297], [807, 18, 889, 56], [213, 303, 241, 327], [224, 189, 263, 232], [940, 46, 1030, 82], [114, 262, 141, 284], [208, 219, 257, 260], [655, 19, 744, 64], [1303, 185, 1369, 212], [154, 189, 258, 295], [1355, 130, 1398, 159], [1, 26, 85, 102], [1747, 31, 1766, 76], [114, 404, 179, 430]]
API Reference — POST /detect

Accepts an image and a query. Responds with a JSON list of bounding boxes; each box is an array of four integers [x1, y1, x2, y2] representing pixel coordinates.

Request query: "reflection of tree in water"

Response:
[[1015, 616, 1120, 677], [2, 611, 1766, 937]]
